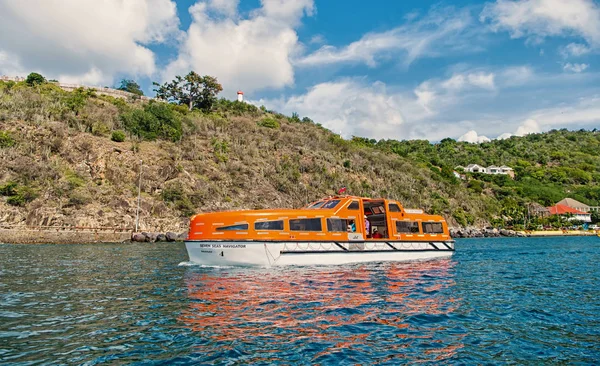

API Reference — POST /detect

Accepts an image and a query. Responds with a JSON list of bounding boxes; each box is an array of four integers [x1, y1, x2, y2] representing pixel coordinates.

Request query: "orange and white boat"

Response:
[[185, 195, 454, 267]]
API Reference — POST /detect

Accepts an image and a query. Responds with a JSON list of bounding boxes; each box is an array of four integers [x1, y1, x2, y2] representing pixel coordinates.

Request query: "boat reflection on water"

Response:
[[180, 259, 465, 363]]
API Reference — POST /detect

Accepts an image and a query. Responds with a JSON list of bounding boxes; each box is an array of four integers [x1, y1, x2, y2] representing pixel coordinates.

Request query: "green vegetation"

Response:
[[25, 72, 45, 86], [0, 131, 15, 148], [1, 72, 599, 230], [153, 71, 223, 111], [257, 117, 280, 129], [111, 130, 126, 142], [120, 102, 183, 141], [0, 181, 38, 206], [117, 79, 144, 96]]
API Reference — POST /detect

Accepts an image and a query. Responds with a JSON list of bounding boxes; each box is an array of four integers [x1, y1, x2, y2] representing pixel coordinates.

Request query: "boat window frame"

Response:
[[254, 220, 284, 231], [395, 221, 420, 234], [347, 200, 360, 210], [307, 201, 326, 209], [320, 200, 341, 209], [422, 222, 444, 234], [388, 203, 401, 212], [326, 218, 349, 232], [216, 223, 249, 231], [289, 218, 323, 232]]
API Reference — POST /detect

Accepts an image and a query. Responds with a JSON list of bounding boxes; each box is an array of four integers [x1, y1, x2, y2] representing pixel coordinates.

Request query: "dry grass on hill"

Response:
[[0, 83, 495, 230]]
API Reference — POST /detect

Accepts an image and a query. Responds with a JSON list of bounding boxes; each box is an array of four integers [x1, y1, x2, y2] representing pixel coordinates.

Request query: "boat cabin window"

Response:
[[254, 220, 284, 230], [321, 200, 341, 209], [347, 201, 359, 210], [326, 218, 349, 232], [422, 222, 444, 234], [308, 201, 326, 209], [216, 224, 249, 231], [289, 218, 322, 231], [396, 221, 420, 233], [388, 203, 401, 212], [371, 205, 385, 214]]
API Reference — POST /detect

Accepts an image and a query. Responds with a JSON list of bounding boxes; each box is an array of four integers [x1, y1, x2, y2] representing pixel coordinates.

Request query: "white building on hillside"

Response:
[[456, 164, 515, 178], [463, 164, 486, 173]]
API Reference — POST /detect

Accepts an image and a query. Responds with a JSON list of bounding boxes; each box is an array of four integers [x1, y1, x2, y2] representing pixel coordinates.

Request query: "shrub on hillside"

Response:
[[111, 130, 126, 142], [25, 72, 46, 86], [3, 184, 38, 206], [120, 102, 182, 141], [0, 181, 18, 196], [161, 183, 195, 216], [215, 98, 260, 116], [257, 117, 280, 129], [0, 131, 15, 148]]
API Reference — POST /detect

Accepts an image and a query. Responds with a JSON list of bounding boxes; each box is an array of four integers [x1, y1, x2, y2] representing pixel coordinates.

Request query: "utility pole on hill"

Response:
[[135, 160, 143, 232]]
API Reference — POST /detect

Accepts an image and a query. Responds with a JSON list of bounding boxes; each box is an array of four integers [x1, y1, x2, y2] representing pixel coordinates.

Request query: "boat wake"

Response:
[[178, 261, 236, 269]]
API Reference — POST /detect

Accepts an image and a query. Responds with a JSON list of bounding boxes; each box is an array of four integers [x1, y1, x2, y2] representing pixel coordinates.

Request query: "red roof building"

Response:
[[547, 204, 592, 222]]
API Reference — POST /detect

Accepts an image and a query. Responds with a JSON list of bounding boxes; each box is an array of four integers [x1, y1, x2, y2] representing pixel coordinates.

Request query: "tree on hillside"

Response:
[[117, 79, 144, 96], [153, 71, 223, 111], [25, 72, 46, 86]]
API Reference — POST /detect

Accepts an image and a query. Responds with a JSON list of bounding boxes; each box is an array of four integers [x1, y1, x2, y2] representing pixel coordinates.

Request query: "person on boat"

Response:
[[372, 228, 383, 238], [364, 215, 370, 237], [347, 220, 356, 232]]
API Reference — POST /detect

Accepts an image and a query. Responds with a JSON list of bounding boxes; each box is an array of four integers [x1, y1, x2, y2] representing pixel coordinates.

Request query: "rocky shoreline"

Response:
[[130, 231, 186, 243], [449, 227, 526, 238]]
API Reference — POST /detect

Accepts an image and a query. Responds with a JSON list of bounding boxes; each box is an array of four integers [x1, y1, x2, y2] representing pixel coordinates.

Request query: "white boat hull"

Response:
[[185, 241, 454, 267]]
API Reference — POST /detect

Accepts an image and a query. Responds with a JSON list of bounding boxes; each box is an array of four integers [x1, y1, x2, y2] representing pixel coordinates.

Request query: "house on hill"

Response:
[[456, 164, 515, 178], [463, 164, 486, 173], [547, 204, 591, 222], [528, 202, 550, 218], [556, 198, 600, 213]]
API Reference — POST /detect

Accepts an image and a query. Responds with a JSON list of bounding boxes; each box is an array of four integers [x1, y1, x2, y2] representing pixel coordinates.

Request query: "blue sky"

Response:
[[1, 0, 599, 142]]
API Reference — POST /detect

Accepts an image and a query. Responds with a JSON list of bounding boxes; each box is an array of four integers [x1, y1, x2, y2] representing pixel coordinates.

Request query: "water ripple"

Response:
[[1, 238, 600, 364]]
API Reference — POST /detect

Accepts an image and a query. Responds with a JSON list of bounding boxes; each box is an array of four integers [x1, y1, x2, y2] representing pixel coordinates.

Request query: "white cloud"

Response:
[[515, 118, 541, 135], [481, 0, 600, 46], [0, 0, 179, 85], [257, 70, 504, 142], [258, 64, 600, 142], [563, 63, 589, 73], [309, 34, 326, 45], [296, 7, 477, 68], [500, 65, 534, 86], [164, 0, 313, 94], [441, 71, 496, 90], [497, 132, 514, 139], [458, 130, 491, 143], [256, 80, 414, 140], [561, 42, 592, 57]]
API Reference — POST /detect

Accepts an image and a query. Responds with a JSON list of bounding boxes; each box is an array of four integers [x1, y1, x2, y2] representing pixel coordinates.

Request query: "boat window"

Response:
[[326, 218, 348, 232], [372, 206, 385, 214], [254, 220, 284, 231], [321, 200, 340, 209], [289, 218, 322, 231], [396, 221, 420, 233], [216, 224, 248, 231], [308, 201, 325, 209], [347, 201, 359, 210], [422, 222, 444, 234], [389, 203, 401, 212]]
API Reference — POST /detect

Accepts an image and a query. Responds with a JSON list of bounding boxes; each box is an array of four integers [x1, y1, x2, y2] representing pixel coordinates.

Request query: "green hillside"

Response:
[[1, 78, 598, 231]]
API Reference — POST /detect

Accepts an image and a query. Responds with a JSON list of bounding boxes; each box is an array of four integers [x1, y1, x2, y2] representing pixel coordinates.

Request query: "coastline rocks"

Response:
[[143, 232, 158, 242], [131, 231, 177, 243], [165, 232, 178, 242], [131, 233, 145, 242], [450, 227, 525, 238]]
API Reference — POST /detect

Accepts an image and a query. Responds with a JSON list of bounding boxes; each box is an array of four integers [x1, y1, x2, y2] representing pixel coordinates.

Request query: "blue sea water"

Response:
[[1, 237, 599, 365]]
